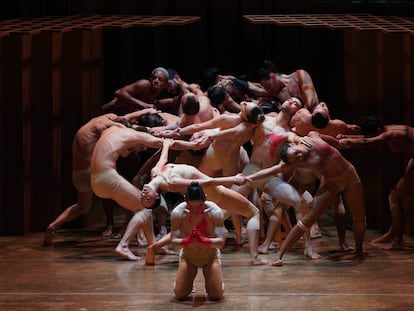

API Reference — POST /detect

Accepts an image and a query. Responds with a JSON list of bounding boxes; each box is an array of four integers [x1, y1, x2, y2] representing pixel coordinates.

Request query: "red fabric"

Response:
[[181, 225, 212, 247], [266, 133, 286, 157]]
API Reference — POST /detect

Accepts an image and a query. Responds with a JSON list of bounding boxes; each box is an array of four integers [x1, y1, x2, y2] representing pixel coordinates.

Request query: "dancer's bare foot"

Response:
[[339, 242, 354, 253], [371, 232, 393, 244], [115, 245, 142, 261], [268, 241, 278, 250], [251, 256, 268, 266], [382, 241, 405, 250], [304, 249, 321, 260], [113, 231, 123, 239], [258, 244, 269, 254], [310, 225, 322, 239], [145, 244, 157, 265], [102, 224, 113, 238], [271, 258, 283, 266], [43, 226, 56, 246]]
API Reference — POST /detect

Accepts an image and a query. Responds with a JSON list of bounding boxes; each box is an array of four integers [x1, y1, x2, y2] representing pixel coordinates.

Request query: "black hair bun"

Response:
[[185, 181, 206, 201]]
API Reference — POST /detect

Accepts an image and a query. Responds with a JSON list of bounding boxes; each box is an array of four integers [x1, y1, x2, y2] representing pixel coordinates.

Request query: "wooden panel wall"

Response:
[[0, 20, 101, 234], [0, 15, 201, 235], [343, 30, 413, 232], [1, 31, 33, 235]]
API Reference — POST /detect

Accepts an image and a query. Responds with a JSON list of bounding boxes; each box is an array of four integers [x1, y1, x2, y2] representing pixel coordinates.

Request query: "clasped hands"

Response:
[[181, 226, 212, 247], [233, 173, 251, 185]]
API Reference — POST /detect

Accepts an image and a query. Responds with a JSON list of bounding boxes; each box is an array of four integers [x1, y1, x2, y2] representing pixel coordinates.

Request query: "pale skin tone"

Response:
[[140, 139, 265, 266], [179, 91, 220, 127], [90, 127, 208, 212], [213, 77, 244, 111], [178, 101, 262, 180], [43, 109, 157, 245], [88, 128, 210, 261], [209, 98, 317, 257], [214, 74, 270, 111], [290, 102, 361, 137], [146, 111, 180, 134], [175, 101, 264, 245], [237, 131, 367, 266], [171, 199, 226, 300], [289, 101, 360, 252], [216, 89, 242, 113], [338, 125, 414, 250], [152, 91, 220, 139]]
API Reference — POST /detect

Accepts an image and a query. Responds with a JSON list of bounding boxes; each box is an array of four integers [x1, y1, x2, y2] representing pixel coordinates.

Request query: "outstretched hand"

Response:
[[162, 137, 174, 148], [152, 128, 181, 139], [336, 138, 353, 149], [192, 137, 212, 150], [233, 173, 250, 186]]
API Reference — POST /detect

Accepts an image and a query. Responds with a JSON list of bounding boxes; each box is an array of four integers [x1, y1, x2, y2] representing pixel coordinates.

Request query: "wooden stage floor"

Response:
[[1, 221, 414, 311]]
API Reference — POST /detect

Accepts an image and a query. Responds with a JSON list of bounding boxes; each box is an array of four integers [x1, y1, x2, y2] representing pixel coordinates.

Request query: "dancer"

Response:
[[339, 121, 414, 250], [237, 131, 367, 266], [171, 181, 226, 301], [89, 125, 209, 260], [141, 139, 266, 266], [43, 109, 156, 245]]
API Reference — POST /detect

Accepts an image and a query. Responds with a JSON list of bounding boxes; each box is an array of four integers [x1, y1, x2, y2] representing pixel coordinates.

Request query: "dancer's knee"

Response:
[[246, 213, 260, 231], [297, 220, 311, 232], [389, 189, 402, 211]]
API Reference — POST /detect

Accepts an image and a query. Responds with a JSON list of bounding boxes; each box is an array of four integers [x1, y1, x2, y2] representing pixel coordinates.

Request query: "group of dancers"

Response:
[[43, 62, 414, 300]]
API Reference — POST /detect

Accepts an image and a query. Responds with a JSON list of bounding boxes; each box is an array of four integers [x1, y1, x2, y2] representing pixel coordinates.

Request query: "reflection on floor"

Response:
[[1, 222, 414, 311]]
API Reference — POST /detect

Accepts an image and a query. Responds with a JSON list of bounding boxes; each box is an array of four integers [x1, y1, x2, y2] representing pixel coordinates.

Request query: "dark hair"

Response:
[[134, 125, 149, 133], [168, 79, 181, 95], [185, 181, 206, 201], [257, 67, 272, 82], [246, 106, 265, 124], [263, 59, 278, 72], [207, 86, 227, 107], [358, 116, 385, 137], [201, 66, 220, 90], [279, 143, 291, 163], [167, 68, 179, 80], [232, 78, 248, 95], [182, 95, 200, 115], [113, 117, 132, 128], [291, 95, 304, 108], [311, 112, 329, 129], [256, 60, 278, 81], [260, 102, 280, 114], [138, 113, 164, 128]]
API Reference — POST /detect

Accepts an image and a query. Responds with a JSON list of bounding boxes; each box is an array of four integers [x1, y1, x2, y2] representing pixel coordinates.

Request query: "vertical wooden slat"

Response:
[[30, 29, 65, 232], [60, 29, 86, 228], [343, 28, 358, 118], [380, 32, 409, 232], [88, 26, 103, 117], [401, 33, 413, 236], [3, 32, 33, 234], [0, 33, 5, 234], [343, 29, 386, 230], [51, 30, 64, 221]]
